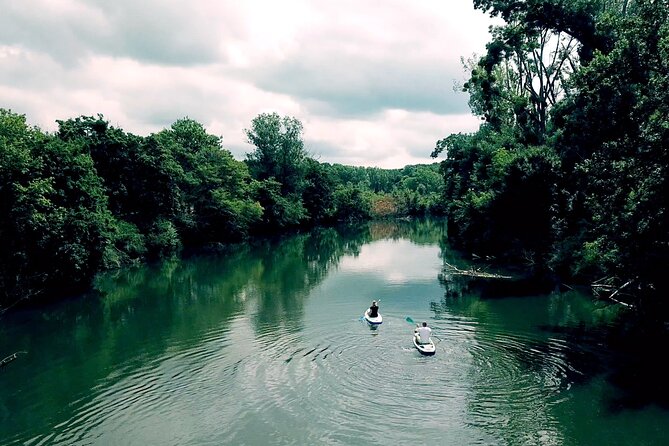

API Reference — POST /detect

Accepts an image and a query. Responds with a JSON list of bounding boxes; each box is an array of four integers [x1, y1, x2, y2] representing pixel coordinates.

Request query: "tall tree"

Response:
[[435, 0, 669, 311], [245, 113, 308, 196], [464, 7, 580, 143], [245, 113, 309, 229]]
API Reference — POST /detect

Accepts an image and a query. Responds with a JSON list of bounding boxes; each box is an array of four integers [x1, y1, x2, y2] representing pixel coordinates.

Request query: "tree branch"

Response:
[[0, 351, 27, 369], [443, 261, 513, 279]]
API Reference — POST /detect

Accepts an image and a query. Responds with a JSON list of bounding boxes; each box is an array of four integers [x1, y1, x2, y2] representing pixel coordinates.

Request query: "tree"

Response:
[[333, 185, 372, 223], [57, 115, 187, 260], [244, 113, 312, 229], [245, 113, 308, 196], [434, 0, 669, 312], [463, 10, 580, 144], [252, 178, 306, 231], [549, 0, 669, 307], [302, 158, 335, 224], [155, 118, 262, 245], [1, 110, 115, 304]]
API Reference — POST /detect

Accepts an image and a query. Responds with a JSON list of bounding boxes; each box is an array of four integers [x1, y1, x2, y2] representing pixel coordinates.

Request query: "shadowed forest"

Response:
[[432, 0, 668, 315]]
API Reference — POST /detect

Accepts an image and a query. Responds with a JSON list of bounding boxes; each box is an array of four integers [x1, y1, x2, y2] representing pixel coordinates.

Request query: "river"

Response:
[[1, 219, 668, 445]]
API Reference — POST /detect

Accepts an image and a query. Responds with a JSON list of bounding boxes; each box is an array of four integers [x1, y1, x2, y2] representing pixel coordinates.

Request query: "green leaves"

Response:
[[333, 185, 372, 223], [0, 111, 117, 302], [245, 113, 307, 197], [0, 111, 267, 305], [438, 0, 669, 310]]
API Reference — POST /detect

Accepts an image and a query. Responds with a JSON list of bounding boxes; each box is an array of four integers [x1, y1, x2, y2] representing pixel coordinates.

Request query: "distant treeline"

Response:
[[433, 0, 668, 312], [4, 1, 667, 316], [0, 110, 443, 306]]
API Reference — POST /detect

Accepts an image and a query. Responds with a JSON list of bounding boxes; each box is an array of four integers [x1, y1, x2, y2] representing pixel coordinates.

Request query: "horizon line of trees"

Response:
[[432, 0, 668, 313], [0, 109, 444, 308], [5, 0, 665, 315]]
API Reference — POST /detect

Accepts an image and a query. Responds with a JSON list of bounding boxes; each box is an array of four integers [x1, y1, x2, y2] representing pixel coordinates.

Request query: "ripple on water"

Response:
[[232, 316, 473, 442], [437, 315, 571, 444], [23, 308, 583, 445], [25, 321, 242, 446]]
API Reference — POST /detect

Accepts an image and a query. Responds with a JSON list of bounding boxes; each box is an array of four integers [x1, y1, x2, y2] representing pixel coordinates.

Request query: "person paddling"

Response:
[[369, 300, 379, 318], [414, 321, 432, 344]]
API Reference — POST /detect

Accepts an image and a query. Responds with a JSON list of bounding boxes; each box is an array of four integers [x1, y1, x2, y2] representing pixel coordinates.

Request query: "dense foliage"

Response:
[[433, 0, 668, 311], [0, 110, 442, 307]]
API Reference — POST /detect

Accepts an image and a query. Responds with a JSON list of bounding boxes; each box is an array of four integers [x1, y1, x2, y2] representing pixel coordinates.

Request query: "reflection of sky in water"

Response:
[[338, 239, 441, 284]]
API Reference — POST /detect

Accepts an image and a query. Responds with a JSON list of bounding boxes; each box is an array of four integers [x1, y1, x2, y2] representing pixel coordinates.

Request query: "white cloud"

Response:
[[304, 109, 480, 168], [0, 0, 493, 167]]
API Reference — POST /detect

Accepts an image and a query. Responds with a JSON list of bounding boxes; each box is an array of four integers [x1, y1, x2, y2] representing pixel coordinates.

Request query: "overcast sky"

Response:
[[0, 0, 494, 168]]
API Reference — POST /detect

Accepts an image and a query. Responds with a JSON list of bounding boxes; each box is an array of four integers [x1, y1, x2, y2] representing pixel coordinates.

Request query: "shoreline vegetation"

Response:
[[2, 0, 668, 320], [0, 109, 446, 310], [431, 0, 668, 317]]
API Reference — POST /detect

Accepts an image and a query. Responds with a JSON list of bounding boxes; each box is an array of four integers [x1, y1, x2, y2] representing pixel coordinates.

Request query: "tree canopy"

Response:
[[433, 0, 669, 312], [0, 110, 442, 307]]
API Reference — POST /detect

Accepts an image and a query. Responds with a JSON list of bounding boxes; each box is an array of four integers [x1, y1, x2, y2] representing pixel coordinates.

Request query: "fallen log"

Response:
[[443, 261, 513, 279], [592, 279, 634, 308], [0, 351, 27, 369]]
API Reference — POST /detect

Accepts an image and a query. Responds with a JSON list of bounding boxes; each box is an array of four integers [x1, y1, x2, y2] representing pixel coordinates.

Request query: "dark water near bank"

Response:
[[1, 220, 668, 445]]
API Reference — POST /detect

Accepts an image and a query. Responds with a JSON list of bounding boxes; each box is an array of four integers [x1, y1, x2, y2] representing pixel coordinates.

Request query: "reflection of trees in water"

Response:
[[432, 261, 669, 434], [1, 218, 452, 429], [249, 227, 370, 334], [248, 218, 449, 335], [249, 236, 315, 333], [429, 289, 615, 444], [367, 218, 447, 245], [95, 249, 256, 353], [601, 318, 669, 411], [0, 250, 258, 434]]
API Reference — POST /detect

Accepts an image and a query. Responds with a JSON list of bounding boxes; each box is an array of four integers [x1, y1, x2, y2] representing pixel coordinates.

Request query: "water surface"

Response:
[[1, 220, 668, 445]]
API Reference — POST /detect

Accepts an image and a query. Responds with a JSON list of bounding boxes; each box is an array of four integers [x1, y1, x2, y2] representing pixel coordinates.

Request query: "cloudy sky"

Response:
[[0, 0, 494, 168]]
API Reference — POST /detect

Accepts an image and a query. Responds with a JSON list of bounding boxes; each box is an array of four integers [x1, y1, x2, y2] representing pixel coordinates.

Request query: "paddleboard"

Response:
[[364, 309, 383, 325], [413, 333, 436, 355]]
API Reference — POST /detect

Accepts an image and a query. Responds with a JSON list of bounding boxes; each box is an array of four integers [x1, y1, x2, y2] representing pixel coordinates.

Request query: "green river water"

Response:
[[1, 219, 668, 445]]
